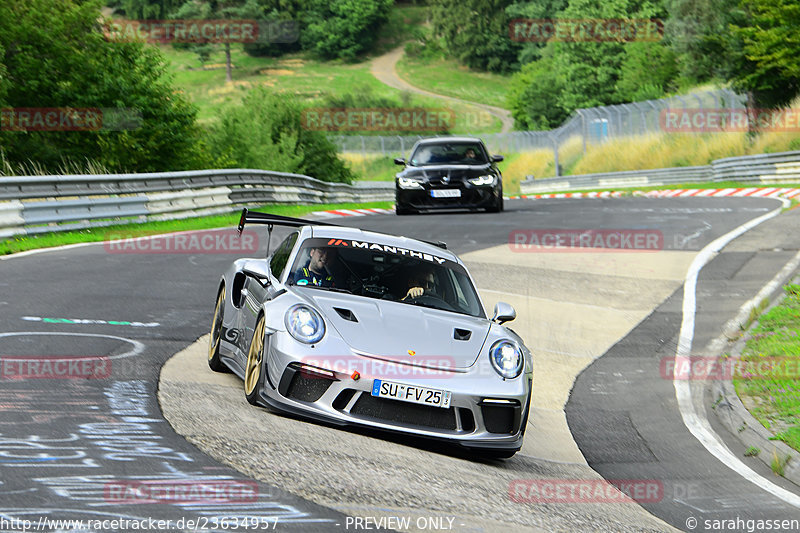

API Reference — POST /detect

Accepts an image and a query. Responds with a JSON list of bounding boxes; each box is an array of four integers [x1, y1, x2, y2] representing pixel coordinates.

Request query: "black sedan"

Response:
[[394, 137, 504, 215]]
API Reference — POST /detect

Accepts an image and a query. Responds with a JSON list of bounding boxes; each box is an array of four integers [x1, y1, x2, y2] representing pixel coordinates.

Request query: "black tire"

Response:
[[244, 315, 267, 406], [395, 204, 414, 216], [486, 195, 503, 213], [208, 286, 231, 373]]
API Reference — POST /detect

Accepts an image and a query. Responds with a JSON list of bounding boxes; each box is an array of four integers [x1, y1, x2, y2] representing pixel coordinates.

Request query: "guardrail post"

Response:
[[551, 131, 560, 177]]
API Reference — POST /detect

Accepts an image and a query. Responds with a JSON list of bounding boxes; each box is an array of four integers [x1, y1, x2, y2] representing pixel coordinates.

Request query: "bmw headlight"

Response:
[[489, 340, 523, 379], [285, 305, 325, 344], [398, 177, 423, 189], [468, 175, 495, 186]]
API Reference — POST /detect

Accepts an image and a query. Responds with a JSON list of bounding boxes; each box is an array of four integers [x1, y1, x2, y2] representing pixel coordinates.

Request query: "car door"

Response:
[[238, 231, 299, 363]]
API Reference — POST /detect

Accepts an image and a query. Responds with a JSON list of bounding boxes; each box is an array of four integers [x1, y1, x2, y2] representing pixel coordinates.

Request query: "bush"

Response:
[[206, 88, 354, 183]]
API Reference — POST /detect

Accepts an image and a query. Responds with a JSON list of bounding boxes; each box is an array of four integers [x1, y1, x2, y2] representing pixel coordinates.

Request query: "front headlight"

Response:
[[398, 177, 423, 189], [285, 305, 325, 344], [489, 340, 523, 379], [468, 175, 495, 186]]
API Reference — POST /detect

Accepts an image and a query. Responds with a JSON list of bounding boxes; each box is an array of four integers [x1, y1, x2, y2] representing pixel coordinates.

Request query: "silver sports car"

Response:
[[208, 209, 533, 458]]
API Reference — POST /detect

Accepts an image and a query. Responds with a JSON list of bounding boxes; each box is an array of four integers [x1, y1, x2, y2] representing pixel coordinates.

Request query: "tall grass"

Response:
[[339, 153, 399, 181], [0, 151, 113, 177]]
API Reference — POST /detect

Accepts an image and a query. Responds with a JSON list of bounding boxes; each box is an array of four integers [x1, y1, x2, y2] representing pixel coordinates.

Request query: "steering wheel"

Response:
[[406, 293, 458, 312]]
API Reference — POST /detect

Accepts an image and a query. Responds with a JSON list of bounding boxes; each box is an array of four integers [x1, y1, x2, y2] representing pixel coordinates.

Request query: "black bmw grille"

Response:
[[349, 394, 457, 430]]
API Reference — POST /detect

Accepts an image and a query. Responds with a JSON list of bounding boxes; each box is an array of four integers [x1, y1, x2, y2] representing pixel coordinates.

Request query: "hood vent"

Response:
[[454, 328, 472, 341], [333, 307, 358, 322]]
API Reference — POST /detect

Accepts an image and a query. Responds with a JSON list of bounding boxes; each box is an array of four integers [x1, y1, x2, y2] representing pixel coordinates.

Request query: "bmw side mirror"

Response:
[[492, 302, 516, 324], [491, 155, 504, 163], [394, 157, 406, 166]]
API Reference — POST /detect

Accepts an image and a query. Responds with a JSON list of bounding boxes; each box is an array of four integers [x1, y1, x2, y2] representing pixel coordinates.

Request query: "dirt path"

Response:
[[370, 46, 514, 134]]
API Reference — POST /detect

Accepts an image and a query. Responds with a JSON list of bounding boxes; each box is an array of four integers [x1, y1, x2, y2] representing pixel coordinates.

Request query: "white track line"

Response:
[[674, 196, 800, 508]]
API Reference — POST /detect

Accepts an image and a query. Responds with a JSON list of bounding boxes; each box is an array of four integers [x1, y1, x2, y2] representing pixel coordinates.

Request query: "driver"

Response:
[[402, 268, 436, 300], [295, 247, 335, 287]]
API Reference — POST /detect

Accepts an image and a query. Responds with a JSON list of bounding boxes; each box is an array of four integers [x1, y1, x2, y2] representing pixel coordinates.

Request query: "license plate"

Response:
[[430, 189, 461, 198], [371, 380, 452, 409]]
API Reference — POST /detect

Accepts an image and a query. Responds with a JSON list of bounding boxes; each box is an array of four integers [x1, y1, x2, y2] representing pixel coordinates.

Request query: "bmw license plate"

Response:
[[430, 189, 461, 198], [371, 380, 452, 409]]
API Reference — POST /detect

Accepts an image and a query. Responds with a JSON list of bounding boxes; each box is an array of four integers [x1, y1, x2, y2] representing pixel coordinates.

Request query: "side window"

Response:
[[269, 232, 298, 279]]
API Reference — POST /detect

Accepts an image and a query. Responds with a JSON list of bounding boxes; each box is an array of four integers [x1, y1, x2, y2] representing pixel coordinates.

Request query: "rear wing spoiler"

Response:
[[237, 208, 338, 235], [236, 208, 447, 250]]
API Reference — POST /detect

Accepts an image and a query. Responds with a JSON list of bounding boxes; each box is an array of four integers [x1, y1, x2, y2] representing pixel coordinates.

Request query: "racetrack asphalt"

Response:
[[1, 196, 797, 532]]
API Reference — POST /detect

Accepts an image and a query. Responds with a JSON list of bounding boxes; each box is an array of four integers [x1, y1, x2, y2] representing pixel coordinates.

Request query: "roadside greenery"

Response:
[[0, 0, 209, 173], [0, 202, 393, 256], [423, 0, 800, 129], [733, 284, 800, 452], [3, 0, 800, 181], [207, 89, 354, 183], [0, 0, 354, 181]]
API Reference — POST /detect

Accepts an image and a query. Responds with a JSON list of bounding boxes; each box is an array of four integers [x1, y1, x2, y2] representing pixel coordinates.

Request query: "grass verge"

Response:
[[395, 55, 512, 110], [733, 283, 800, 452], [160, 44, 501, 133], [0, 202, 393, 256]]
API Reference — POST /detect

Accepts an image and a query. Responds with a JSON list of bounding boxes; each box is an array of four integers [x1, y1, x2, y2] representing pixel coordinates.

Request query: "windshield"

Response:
[[286, 238, 485, 318], [409, 142, 488, 166]]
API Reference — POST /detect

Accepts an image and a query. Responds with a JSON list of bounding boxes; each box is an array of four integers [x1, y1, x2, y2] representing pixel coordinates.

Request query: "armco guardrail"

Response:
[[520, 166, 711, 194], [0, 169, 393, 238], [521, 150, 800, 194]]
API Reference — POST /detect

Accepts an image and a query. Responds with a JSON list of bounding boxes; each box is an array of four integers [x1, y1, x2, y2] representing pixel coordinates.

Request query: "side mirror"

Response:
[[243, 262, 271, 280], [492, 302, 516, 324], [394, 157, 406, 166], [491, 154, 504, 163]]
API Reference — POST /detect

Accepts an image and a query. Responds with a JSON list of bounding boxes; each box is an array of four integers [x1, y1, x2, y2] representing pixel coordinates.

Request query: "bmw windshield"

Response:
[[408, 142, 489, 166], [286, 238, 485, 318]]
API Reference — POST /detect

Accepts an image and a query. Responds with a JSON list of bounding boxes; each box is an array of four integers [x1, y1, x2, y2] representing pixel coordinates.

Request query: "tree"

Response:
[[726, 0, 800, 110], [615, 41, 678, 101], [551, 0, 667, 111], [171, 0, 263, 82], [0, 0, 206, 173], [430, 0, 521, 73], [116, 0, 185, 18], [665, 0, 737, 85], [505, 0, 568, 65], [507, 53, 568, 129], [301, 0, 394, 61]]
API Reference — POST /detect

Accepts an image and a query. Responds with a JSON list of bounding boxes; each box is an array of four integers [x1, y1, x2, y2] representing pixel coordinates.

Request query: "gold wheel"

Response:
[[209, 287, 225, 361], [244, 316, 265, 399], [208, 287, 230, 372]]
